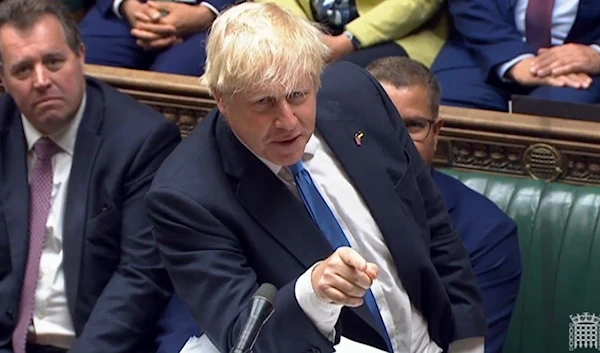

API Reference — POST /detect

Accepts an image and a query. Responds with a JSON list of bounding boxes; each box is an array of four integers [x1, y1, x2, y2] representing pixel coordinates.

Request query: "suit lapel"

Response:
[[63, 83, 103, 318], [216, 115, 334, 270], [1, 112, 30, 286], [236, 159, 336, 268], [566, 0, 598, 42], [316, 101, 425, 339]]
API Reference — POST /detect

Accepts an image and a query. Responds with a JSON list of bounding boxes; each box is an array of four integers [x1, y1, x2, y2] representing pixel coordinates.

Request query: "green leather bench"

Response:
[[440, 168, 600, 353]]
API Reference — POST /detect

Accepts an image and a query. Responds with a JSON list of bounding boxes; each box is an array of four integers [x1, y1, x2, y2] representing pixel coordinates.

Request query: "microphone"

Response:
[[230, 283, 277, 353]]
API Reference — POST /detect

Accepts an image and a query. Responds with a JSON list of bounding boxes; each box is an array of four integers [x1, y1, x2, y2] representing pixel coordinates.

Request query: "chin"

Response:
[[38, 114, 72, 134], [271, 152, 304, 166]]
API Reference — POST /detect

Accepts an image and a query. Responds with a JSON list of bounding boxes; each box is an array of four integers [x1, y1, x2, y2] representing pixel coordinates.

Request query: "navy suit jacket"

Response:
[[95, 0, 234, 18], [443, 0, 600, 80], [85, 0, 235, 37], [155, 295, 200, 353], [0, 78, 181, 353], [432, 170, 522, 353], [146, 61, 486, 353]]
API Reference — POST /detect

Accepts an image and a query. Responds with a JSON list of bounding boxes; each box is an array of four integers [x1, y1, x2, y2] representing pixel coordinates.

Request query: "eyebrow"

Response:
[[10, 51, 64, 70], [9, 56, 33, 71]]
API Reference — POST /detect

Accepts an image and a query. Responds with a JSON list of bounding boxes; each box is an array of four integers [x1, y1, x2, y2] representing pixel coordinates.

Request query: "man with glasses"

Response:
[[367, 57, 523, 353]]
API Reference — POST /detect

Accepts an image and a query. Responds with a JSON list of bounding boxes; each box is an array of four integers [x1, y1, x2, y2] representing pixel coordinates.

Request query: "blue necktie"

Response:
[[289, 161, 393, 352]]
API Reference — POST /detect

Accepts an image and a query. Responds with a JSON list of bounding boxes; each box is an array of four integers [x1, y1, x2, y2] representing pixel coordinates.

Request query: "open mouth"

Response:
[[274, 135, 301, 146]]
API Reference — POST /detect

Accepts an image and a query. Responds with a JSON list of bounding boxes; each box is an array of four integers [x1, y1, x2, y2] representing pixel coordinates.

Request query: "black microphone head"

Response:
[[253, 283, 277, 306], [230, 284, 278, 353]]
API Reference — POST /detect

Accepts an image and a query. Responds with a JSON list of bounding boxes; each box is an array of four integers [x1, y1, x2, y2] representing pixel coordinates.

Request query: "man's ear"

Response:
[[78, 43, 86, 62], [213, 89, 228, 116]]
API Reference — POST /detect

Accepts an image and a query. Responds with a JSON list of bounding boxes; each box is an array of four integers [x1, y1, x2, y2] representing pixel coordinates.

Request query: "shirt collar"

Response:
[[21, 93, 87, 156]]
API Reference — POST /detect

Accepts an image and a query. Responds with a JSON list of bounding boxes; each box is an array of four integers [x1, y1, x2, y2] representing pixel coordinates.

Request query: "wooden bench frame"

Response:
[[76, 65, 600, 187]]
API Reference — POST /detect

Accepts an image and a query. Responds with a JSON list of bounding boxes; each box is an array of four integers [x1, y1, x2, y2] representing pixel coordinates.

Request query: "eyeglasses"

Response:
[[404, 117, 435, 142]]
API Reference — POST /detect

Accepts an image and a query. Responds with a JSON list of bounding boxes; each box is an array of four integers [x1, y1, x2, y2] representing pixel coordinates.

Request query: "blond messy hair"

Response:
[[202, 2, 330, 97]]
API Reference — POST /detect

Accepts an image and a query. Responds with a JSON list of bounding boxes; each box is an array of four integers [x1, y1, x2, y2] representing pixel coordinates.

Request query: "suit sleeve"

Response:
[[360, 67, 487, 341], [95, 0, 117, 17], [346, 0, 443, 48], [202, 0, 237, 12], [447, 0, 533, 80], [471, 222, 521, 353], [146, 187, 336, 353], [69, 121, 181, 353], [154, 295, 201, 353]]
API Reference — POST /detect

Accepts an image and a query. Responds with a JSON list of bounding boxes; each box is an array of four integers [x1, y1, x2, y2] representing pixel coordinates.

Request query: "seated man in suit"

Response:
[[0, 0, 190, 352], [432, 0, 600, 111], [367, 56, 523, 353], [257, 0, 447, 68], [146, 3, 486, 353], [78, 0, 233, 76]]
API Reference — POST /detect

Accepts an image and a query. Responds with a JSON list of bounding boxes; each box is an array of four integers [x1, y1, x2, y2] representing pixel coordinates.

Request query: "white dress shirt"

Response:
[[22, 95, 87, 350], [497, 0, 600, 78], [112, 0, 220, 21], [247, 133, 484, 353]]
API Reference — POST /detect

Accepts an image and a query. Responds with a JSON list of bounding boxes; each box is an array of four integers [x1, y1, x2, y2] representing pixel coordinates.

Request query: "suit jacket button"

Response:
[[6, 310, 14, 319]]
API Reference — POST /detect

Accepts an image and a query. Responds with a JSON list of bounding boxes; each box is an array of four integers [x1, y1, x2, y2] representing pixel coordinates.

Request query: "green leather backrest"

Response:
[[439, 168, 600, 353]]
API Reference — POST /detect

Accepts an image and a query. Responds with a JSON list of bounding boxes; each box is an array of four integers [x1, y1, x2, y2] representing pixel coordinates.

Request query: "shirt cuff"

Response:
[[200, 1, 219, 16], [591, 44, 600, 54], [113, 0, 126, 18], [448, 337, 485, 353], [497, 53, 535, 81], [294, 262, 343, 342]]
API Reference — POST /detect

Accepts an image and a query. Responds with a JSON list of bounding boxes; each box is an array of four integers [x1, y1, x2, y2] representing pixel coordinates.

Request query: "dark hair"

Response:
[[367, 56, 441, 118], [0, 0, 82, 67]]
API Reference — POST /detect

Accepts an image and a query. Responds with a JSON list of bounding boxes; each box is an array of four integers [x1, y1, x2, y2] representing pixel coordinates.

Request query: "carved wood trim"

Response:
[[85, 64, 215, 138], [3, 64, 594, 185], [436, 106, 600, 186]]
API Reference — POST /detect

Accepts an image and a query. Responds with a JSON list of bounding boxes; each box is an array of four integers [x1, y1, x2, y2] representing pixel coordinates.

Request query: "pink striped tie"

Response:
[[12, 137, 60, 353], [525, 0, 555, 51]]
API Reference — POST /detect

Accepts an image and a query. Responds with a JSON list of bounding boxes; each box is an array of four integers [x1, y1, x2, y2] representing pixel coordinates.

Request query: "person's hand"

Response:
[[311, 247, 378, 307], [508, 57, 592, 89], [120, 0, 161, 27], [146, 1, 217, 37], [322, 34, 355, 63], [131, 20, 180, 50], [121, 0, 178, 50], [530, 43, 600, 77]]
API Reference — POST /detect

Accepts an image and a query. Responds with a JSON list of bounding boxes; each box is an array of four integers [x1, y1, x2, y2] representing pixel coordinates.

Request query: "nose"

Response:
[[32, 65, 51, 90], [273, 101, 298, 131]]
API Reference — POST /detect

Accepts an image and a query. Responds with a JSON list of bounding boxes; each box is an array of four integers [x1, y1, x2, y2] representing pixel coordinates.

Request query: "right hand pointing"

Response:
[[311, 247, 379, 307]]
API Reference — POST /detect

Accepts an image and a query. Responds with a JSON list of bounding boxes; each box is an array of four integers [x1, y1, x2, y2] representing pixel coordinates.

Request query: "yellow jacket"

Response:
[[261, 0, 449, 67]]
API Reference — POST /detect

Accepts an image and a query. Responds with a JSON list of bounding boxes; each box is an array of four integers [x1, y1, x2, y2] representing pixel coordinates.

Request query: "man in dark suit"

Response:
[[79, 0, 234, 76], [432, 0, 600, 111], [367, 57, 523, 353], [146, 3, 486, 353], [0, 0, 185, 352]]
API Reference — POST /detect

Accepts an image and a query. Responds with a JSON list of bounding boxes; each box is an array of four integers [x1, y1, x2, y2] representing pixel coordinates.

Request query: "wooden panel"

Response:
[[436, 106, 600, 186], [85, 64, 215, 138], [5, 64, 592, 186]]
